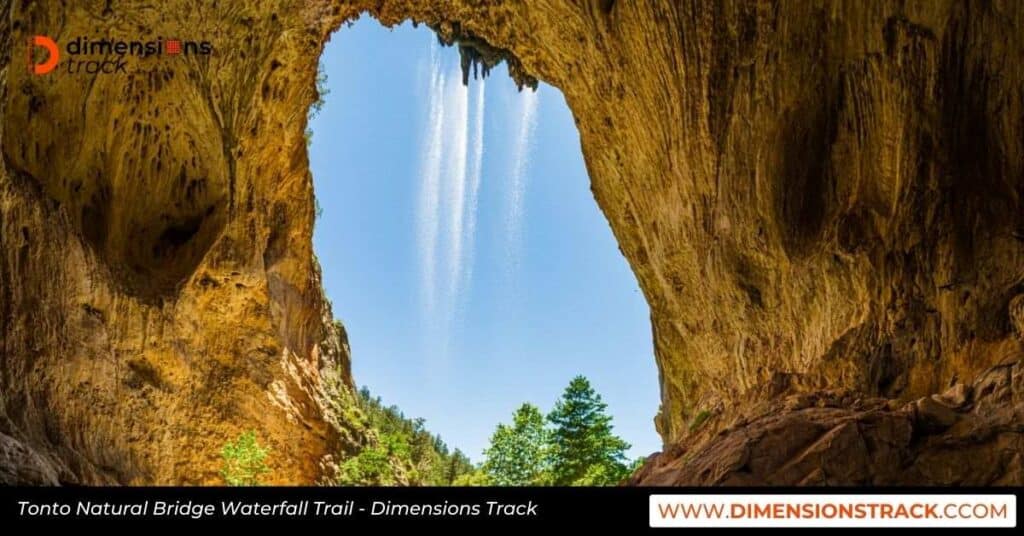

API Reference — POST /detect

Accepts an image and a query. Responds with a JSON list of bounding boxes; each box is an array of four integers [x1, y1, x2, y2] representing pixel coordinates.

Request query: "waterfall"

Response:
[[417, 49, 446, 315], [506, 89, 539, 272]]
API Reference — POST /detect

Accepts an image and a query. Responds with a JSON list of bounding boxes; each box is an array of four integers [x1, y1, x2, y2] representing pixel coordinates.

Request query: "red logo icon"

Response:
[[165, 39, 181, 55], [29, 35, 59, 75]]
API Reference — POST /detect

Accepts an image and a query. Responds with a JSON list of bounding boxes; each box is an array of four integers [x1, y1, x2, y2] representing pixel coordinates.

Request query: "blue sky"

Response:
[[309, 19, 659, 462]]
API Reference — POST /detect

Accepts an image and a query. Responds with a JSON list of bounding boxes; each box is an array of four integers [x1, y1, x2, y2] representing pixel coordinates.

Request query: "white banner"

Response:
[[650, 494, 1017, 528]]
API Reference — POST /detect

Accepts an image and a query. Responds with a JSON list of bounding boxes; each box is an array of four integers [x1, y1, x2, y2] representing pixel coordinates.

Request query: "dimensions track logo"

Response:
[[28, 35, 212, 75]]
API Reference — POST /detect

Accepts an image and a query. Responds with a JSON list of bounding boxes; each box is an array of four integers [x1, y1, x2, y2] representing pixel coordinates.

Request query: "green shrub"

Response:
[[337, 444, 394, 485], [452, 469, 492, 486], [688, 409, 712, 433], [335, 432, 411, 485], [220, 430, 271, 486]]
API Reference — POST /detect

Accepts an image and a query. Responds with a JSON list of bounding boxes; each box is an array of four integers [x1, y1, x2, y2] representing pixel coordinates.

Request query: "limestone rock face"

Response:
[[1, 0, 358, 484], [1, 1, 1022, 484], [632, 361, 1024, 485], [1011, 294, 1024, 342]]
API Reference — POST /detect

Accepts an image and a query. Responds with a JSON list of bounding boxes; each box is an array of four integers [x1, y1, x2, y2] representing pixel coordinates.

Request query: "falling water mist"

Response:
[[415, 40, 540, 357]]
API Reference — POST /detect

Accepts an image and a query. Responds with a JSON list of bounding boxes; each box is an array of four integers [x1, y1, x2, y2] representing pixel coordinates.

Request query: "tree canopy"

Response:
[[481, 376, 635, 486], [545, 376, 632, 486], [482, 403, 549, 485]]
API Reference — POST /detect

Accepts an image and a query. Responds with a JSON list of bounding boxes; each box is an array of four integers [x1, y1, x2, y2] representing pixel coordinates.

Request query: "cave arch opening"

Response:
[[308, 18, 658, 465]]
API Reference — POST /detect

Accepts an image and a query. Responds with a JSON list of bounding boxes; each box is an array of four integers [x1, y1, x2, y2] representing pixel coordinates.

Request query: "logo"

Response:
[[27, 34, 212, 76], [29, 35, 60, 75], [165, 39, 182, 55]]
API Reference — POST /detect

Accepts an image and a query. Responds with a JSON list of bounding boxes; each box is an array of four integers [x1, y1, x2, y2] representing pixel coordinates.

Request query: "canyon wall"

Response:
[[1, 0, 358, 484], [1, 0, 1022, 484]]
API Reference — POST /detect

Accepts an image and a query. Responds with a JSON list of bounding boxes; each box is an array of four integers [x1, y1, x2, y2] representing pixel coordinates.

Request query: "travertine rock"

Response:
[[631, 360, 1024, 485], [1, 1, 1022, 484], [1, 0, 361, 484], [1011, 294, 1024, 342]]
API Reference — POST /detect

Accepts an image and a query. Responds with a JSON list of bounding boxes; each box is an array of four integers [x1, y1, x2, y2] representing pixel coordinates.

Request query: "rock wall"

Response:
[[1, 0, 358, 484], [1, 0, 1021, 484], [632, 361, 1023, 485]]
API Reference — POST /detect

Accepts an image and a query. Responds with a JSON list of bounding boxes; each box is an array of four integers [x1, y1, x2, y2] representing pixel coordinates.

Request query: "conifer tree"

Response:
[[545, 376, 631, 486]]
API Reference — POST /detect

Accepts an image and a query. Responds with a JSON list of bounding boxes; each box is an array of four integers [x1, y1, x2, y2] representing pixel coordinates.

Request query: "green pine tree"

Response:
[[445, 449, 475, 485], [482, 403, 549, 485], [546, 376, 631, 486]]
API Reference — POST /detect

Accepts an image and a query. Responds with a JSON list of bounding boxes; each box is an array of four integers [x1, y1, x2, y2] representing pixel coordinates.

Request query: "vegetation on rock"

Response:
[[325, 375, 637, 487], [220, 431, 271, 486], [330, 387, 474, 486]]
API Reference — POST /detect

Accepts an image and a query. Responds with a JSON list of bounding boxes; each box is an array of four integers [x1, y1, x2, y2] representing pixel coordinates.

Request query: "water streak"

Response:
[[461, 80, 486, 299], [506, 89, 539, 271], [444, 65, 470, 310], [417, 50, 446, 314]]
